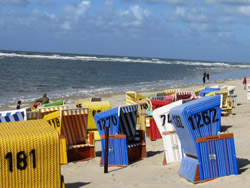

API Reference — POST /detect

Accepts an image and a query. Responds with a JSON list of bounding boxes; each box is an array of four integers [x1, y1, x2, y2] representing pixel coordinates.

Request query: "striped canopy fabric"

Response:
[[0, 108, 27, 122], [61, 108, 89, 146], [119, 104, 138, 141]]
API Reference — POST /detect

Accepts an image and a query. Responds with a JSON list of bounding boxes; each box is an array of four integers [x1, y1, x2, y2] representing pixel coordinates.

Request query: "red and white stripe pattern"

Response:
[[176, 91, 192, 101], [61, 108, 89, 146]]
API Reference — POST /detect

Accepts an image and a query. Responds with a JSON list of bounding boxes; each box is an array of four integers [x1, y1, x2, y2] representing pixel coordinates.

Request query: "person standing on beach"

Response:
[[203, 72, 207, 85], [243, 76, 247, 90], [16, 100, 21, 109]]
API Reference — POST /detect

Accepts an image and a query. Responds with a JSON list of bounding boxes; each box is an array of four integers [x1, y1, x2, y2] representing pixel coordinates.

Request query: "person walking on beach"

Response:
[[207, 73, 210, 81], [16, 100, 21, 109], [243, 76, 247, 90], [203, 72, 207, 85]]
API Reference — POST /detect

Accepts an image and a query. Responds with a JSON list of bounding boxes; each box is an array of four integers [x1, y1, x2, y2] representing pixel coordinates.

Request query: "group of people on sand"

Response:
[[16, 93, 50, 110]]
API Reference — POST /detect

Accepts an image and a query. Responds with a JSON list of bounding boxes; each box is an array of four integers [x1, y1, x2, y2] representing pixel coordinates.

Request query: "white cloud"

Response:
[[33, 9, 57, 21], [119, 5, 150, 28], [237, 6, 250, 16], [75, 1, 90, 17], [63, 0, 90, 19], [174, 7, 207, 22], [61, 21, 72, 30]]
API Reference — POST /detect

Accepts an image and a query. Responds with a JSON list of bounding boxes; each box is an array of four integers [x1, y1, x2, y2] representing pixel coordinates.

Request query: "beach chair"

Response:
[[75, 98, 102, 107], [126, 91, 145, 105], [206, 90, 232, 115], [153, 101, 183, 164], [169, 95, 238, 183], [0, 108, 27, 122], [44, 108, 95, 162], [0, 119, 65, 187], [61, 108, 95, 162], [39, 105, 68, 119], [151, 96, 174, 102], [137, 99, 152, 131], [149, 99, 173, 140], [80, 101, 111, 141], [194, 87, 205, 97], [176, 91, 192, 101], [94, 104, 146, 166], [164, 89, 181, 96], [27, 110, 40, 120], [200, 88, 220, 97]]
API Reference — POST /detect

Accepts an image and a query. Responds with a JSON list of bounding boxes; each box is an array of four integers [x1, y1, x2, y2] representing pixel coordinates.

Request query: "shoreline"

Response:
[[0, 77, 243, 111]]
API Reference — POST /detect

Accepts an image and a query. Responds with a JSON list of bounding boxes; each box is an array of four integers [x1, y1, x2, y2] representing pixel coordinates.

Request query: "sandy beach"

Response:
[[53, 78, 249, 188]]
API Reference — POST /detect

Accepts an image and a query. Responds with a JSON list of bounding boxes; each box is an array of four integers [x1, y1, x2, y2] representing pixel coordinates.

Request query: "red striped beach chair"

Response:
[[61, 108, 95, 162]]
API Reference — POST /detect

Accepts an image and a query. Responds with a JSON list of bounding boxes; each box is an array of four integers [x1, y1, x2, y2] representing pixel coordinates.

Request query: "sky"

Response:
[[1, 0, 250, 63]]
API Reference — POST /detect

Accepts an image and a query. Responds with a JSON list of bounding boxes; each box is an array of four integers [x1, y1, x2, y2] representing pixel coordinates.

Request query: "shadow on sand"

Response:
[[66, 182, 91, 188], [237, 158, 250, 174]]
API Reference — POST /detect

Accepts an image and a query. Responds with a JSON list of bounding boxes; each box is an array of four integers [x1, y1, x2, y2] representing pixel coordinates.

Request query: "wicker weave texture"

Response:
[[0, 120, 61, 188]]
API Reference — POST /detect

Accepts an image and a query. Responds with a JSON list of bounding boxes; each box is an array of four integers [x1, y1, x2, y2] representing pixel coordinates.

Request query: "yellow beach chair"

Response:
[[81, 101, 111, 140], [164, 89, 181, 101], [137, 98, 152, 131], [39, 105, 68, 119], [194, 87, 205, 97], [0, 119, 64, 188], [126, 91, 145, 105]]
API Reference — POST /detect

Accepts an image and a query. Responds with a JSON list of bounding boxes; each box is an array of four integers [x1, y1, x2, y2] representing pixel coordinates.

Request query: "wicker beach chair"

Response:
[[169, 95, 238, 183], [80, 101, 111, 140], [44, 108, 95, 162], [126, 91, 145, 105], [153, 100, 183, 165], [0, 120, 65, 187], [94, 104, 146, 166], [148, 99, 173, 140]]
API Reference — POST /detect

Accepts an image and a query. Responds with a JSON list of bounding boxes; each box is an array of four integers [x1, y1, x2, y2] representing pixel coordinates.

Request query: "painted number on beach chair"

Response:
[[5, 149, 36, 172], [160, 115, 166, 126], [140, 104, 148, 110], [172, 115, 184, 128], [97, 116, 117, 130], [48, 118, 60, 128], [188, 108, 219, 130], [92, 110, 101, 117]]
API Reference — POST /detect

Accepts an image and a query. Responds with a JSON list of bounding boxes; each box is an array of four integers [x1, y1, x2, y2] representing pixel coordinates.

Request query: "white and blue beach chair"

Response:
[[0, 108, 27, 122], [169, 95, 238, 183]]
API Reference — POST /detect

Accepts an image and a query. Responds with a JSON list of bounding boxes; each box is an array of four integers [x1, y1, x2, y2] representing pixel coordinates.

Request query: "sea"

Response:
[[1, 50, 250, 109]]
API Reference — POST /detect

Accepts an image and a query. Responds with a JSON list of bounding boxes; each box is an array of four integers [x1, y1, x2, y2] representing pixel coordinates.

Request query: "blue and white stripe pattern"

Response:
[[0, 108, 27, 122], [169, 95, 221, 155], [196, 136, 238, 180]]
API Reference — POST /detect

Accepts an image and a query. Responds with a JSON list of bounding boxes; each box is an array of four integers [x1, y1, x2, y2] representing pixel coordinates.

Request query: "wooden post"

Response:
[[104, 126, 109, 173]]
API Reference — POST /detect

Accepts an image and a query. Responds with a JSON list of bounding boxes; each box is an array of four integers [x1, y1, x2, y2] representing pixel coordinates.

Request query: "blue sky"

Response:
[[1, 0, 250, 62]]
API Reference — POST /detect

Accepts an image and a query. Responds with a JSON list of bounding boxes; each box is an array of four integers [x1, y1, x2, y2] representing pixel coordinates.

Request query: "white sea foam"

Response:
[[1, 52, 250, 68]]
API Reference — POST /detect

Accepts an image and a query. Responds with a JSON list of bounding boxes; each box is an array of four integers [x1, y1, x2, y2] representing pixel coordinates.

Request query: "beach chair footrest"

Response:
[[67, 144, 95, 162]]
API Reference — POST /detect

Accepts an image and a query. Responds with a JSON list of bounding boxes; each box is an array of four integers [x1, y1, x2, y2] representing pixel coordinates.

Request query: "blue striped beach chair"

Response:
[[169, 95, 238, 183], [0, 108, 27, 122], [94, 104, 146, 166]]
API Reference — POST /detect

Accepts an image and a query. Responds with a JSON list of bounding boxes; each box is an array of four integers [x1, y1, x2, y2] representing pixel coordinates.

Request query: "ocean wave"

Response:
[[1, 51, 250, 68]]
